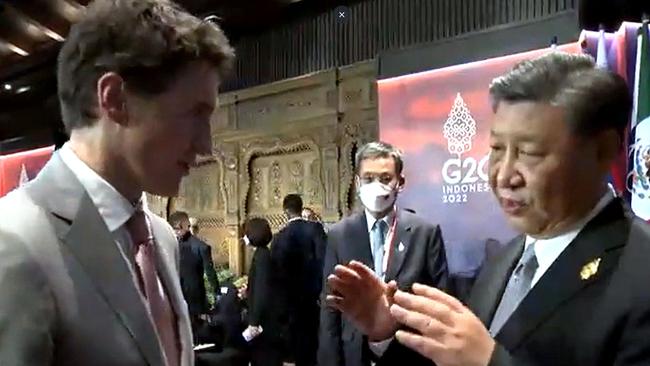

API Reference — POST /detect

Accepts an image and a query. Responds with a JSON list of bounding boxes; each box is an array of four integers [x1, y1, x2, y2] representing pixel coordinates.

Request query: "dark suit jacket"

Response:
[[318, 209, 448, 366], [468, 198, 650, 365], [272, 219, 327, 306], [247, 247, 278, 329], [179, 234, 220, 315]]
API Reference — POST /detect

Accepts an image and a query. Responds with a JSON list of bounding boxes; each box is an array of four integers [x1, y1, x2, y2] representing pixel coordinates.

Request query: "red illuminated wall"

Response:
[[0, 146, 54, 197]]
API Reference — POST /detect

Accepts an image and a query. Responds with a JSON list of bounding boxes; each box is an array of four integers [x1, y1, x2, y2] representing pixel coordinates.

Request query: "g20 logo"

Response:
[[442, 155, 489, 185]]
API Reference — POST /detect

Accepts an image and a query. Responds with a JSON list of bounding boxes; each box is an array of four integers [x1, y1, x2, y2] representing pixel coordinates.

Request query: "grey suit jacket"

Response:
[[0, 153, 194, 366]]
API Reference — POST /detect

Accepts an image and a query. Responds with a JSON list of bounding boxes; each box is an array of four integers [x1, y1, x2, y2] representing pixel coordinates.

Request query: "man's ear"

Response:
[[96, 72, 128, 126], [397, 174, 406, 192]]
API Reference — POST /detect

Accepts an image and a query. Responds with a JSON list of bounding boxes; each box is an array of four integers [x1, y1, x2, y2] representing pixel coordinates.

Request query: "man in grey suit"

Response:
[[0, 0, 234, 365]]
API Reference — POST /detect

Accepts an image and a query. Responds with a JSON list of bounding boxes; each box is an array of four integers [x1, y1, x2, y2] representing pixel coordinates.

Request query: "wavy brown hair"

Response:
[[57, 0, 235, 132]]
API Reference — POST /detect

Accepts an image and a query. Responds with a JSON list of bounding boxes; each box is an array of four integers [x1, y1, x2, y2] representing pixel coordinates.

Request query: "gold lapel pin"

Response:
[[580, 258, 602, 280]]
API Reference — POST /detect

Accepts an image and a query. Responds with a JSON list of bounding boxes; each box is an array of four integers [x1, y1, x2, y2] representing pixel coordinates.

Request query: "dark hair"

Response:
[[355, 141, 404, 175], [169, 211, 189, 227], [489, 52, 631, 142], [283, 194, 303, 215], [57, 0, 235, 132], [244, 218, 272, 248]]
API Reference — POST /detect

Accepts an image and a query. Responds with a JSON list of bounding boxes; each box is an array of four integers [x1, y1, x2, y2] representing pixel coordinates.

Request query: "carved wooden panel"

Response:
[[247, 149, 322, 231], [198, 61, 379, 274], [176, 161, 225, 216], [236, 70, 337, 131], [145, 193, 169, 219], [173, 161, 229, 264]]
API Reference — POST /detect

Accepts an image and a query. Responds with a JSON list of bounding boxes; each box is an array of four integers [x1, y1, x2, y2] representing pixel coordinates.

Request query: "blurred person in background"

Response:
[[244, 217, 285, 366], [170, 210, 221, 343], [272, 194, 327, 366]]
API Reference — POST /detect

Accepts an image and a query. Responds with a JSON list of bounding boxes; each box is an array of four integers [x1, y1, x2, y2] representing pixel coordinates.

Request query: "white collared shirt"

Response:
[[58, 143, 146, 283], [525, 191, 615, 288]]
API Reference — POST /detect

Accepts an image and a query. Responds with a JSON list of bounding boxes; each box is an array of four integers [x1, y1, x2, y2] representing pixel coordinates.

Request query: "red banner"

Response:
[[378, 43, 581, 275], [0, 146, 54, 197]]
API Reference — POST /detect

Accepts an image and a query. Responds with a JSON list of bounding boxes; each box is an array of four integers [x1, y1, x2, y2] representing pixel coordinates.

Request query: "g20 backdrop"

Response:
[[378, 43, 581, 276]]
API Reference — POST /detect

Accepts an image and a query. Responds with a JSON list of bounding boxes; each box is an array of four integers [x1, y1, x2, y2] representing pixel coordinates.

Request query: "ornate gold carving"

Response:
[[285, 159, 303, 197], [239, 136, 321, 221], [270, 161, 282, 206], [176, 161, 225, 215], [195, 217, 226, 228], [145, 194, 169, 219], [196, 62, 379, 273]]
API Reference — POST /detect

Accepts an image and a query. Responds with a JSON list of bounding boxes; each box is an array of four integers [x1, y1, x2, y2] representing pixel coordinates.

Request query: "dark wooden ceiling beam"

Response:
[[5, 1, 71, 42]]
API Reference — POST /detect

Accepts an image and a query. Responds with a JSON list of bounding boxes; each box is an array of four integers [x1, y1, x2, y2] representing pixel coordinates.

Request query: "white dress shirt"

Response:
[[525, 191, 615, 288], [58, 143, 148, 294]]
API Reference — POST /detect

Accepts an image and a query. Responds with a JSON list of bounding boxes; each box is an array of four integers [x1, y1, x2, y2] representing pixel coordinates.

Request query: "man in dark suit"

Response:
[[271, 194, 327, 366], [169, 211, 221, 342], [335, 53, 650, 366], [319, 141, 449, 366]]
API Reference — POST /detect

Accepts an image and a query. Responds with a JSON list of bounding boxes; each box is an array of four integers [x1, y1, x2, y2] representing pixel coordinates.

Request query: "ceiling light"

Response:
[[43, 29, 65, 42], [3, 84, 12, 91], [5, 43, 29, 56]]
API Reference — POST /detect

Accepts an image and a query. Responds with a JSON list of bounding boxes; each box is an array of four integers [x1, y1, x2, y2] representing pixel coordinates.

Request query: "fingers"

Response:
[[325, 294, 345, 312], [348, 260, 381, 282], [393, 290, 454, 326], [395, 329, 445, 362], [386, 281, 398, 305], [412, 283, 464, 313], [390, 304, 447, 338], [327, 274, 355, 298], [333, 264, 363, 282]]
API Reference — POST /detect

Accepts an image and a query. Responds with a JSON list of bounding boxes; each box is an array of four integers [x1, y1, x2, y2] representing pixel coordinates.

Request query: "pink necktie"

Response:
[[127, 205, 180, 366]]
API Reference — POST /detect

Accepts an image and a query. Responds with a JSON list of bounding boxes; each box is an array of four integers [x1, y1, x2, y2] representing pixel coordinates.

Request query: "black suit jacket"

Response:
[[247, 247, 278, 329], [272, 219, 328, 306], [318, 209, 448, 366], [468, 198, 650, 365], [179, 235, 221, 316]]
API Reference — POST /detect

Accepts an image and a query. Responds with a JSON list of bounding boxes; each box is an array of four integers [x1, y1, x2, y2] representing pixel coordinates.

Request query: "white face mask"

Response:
[[242, 235, 251, 246], [358, 181, 398, 213]]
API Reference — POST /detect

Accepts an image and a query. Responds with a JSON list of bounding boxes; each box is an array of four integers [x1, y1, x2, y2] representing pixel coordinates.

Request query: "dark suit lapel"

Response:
[[497, 198, 628, 349], [385, 210, 412, 281], [349, 211, 374, 269], [470, 236, 525, 326], [63, 194, 165, 366]]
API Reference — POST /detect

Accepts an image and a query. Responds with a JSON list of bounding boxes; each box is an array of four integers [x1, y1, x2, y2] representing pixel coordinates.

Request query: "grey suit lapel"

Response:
[[25, 153, 165, 366], [64, 196, 164, 365]]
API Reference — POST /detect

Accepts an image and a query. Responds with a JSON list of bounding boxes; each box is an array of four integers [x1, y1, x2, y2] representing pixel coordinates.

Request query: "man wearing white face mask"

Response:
[[318, 141, 449, 366]]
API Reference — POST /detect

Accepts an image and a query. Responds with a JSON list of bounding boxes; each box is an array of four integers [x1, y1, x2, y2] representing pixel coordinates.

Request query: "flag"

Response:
[[596, 27, 608, 69], [591, 27, 628, 195], [610, 25, 630, 198], [629, 20, 650, 219]]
